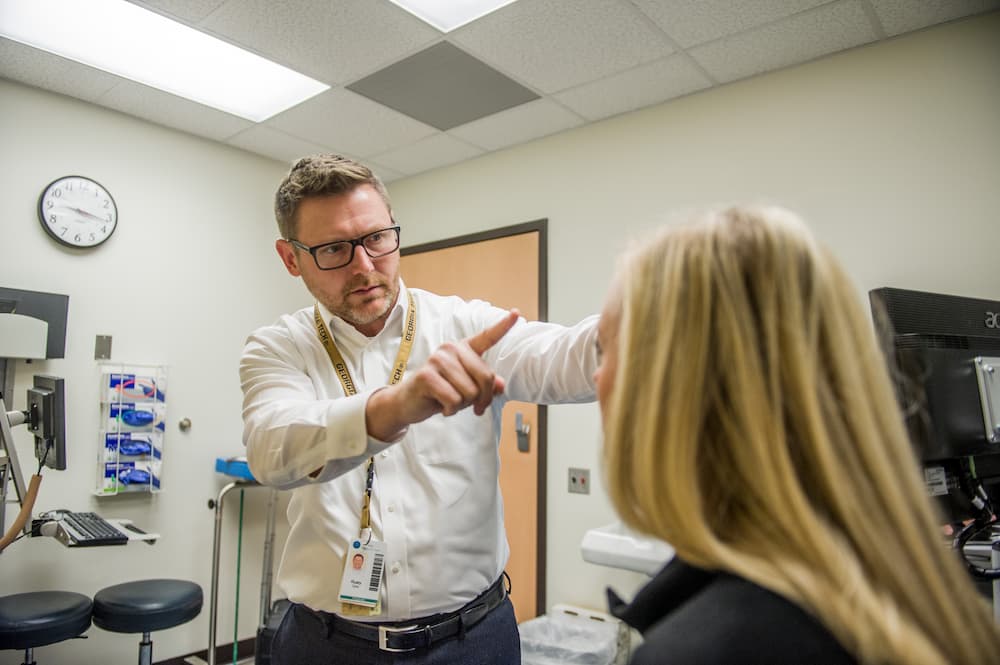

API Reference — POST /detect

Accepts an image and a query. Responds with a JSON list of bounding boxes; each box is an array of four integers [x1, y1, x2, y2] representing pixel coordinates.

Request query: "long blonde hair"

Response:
[[603, 205, 1000, 664]]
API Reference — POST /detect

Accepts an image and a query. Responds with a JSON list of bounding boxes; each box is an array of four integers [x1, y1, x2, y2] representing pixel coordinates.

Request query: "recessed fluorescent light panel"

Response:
[[388, 0, 520, 32], [0, 0, 329, 122]]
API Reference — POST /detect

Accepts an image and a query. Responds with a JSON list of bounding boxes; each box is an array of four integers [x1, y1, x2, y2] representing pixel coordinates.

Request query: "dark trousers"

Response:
[[271, 596, 521, 665]]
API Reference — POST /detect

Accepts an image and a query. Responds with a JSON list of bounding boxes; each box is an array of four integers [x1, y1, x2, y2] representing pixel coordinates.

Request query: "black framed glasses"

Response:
[[289, 225, 400, 270]]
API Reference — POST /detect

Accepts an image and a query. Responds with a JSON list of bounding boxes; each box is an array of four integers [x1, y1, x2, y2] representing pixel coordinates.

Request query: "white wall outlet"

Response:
[[568, 467, 590, 494]]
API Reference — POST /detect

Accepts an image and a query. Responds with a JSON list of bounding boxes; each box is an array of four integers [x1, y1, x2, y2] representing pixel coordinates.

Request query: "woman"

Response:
[[595, 205, 1000, 664]]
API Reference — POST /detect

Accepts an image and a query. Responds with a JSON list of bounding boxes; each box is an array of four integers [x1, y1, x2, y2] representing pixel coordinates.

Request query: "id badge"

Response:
[[338, 537, 386, 611]]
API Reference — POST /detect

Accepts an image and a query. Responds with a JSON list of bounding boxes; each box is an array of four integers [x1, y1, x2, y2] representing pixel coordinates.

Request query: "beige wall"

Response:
[[388, 13, 1000, 614], [0, 11, 998, 663], [0, 79, 300, 662]]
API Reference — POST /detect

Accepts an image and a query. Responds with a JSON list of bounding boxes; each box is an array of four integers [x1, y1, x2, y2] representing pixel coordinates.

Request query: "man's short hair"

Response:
[[274, 154, 391, 239]]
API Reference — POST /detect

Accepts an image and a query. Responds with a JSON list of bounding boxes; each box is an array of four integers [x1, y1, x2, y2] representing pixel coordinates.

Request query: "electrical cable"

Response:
[[0, 441, 53, 552], [0, 474, 42, 553], [954, 519, 1000, 579], [0, 411, 54, 552], [36, 440, 51, 475], [6, 530, 31, 546], [952, 476, 1000, 579]]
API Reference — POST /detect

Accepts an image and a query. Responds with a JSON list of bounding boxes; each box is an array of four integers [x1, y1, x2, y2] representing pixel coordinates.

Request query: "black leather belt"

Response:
[[324, 575, 508, 653]]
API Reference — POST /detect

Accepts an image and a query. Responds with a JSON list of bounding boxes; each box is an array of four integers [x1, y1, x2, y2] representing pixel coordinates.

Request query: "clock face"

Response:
[[38, 175, 118, 248]]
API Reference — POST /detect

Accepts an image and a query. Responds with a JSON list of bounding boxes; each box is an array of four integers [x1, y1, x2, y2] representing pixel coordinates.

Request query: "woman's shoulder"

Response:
[[630, 573, 858, 665]]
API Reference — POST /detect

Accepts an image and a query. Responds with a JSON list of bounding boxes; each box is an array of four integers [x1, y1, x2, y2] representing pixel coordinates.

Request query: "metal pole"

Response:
[[1, 359, 14, 410], [0, 392, 29, 540], [208, 480, 241, 665], [138, 631, 153, 665], [259, 488, 279, 629]]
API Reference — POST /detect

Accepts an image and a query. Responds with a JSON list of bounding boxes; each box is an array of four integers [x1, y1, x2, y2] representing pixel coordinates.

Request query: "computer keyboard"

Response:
[[58, 512, 129, 547]]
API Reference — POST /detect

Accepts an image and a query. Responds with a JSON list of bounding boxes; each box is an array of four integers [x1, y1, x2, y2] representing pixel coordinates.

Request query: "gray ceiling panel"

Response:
[[347, 42, 540, 131]]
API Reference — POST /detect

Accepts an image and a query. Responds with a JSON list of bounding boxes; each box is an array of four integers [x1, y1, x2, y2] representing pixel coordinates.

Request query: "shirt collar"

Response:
[[608, 556, 715, 633]]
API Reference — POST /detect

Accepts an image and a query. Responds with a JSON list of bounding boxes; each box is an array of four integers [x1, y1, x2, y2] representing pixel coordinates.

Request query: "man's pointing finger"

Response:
[[467, 309, 519, 356]]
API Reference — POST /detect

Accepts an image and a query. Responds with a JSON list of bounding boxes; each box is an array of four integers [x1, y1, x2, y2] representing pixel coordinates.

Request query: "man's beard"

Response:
[[326, 275, 398, 329]]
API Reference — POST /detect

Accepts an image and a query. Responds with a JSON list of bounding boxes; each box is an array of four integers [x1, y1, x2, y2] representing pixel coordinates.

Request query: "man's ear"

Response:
[[275, 238, 302, 277]]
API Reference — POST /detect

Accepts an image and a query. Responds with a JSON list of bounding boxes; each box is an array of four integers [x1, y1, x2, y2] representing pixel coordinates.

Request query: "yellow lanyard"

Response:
[[313, 291, 416, 530]]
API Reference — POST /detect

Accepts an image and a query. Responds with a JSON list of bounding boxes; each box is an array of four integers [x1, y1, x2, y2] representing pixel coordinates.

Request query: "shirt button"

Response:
[[391, 562, 401, 575], [387, 505, 395, 513], [381, 451, 390, 458]]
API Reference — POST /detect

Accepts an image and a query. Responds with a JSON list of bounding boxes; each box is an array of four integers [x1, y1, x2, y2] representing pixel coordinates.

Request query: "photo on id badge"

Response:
[[339, 537, 386, 612]]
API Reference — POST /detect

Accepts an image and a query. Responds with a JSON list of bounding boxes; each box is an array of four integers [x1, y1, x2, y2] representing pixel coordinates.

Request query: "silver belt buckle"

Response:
[[378, 624, 418, 653]]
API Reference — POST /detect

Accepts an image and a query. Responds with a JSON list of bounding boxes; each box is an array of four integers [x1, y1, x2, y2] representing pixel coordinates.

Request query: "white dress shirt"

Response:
[[240, 282, 598, 619]]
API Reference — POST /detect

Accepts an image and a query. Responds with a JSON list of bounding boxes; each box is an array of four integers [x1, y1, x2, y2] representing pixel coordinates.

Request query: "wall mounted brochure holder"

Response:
[[96, 363, 167, 496]]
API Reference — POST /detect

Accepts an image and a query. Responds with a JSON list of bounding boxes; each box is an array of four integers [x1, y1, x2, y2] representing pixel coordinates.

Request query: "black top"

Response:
[[608, 557, 859, 665]]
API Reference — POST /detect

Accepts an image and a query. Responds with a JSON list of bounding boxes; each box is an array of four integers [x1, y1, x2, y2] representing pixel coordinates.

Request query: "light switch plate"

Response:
[[95, 335, 112, 360]]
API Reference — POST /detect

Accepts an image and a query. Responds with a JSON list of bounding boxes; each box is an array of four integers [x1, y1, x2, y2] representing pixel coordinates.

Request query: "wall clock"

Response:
[[37, 175, 118, 248]]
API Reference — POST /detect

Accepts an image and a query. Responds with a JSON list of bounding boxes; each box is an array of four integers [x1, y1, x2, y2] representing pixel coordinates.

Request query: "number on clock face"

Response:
[[38, 175, 118, 248]]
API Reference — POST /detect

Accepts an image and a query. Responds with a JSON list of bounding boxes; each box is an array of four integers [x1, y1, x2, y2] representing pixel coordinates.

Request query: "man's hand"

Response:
[[366, 310, 520, 441]]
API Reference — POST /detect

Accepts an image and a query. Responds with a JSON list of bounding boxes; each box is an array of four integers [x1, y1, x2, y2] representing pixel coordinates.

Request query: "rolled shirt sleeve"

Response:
[[240, 311, 396, 489]]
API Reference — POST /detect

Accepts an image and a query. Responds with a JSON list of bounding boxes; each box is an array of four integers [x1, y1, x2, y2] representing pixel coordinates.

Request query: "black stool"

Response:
[[0, 590, 92, 664], [92, 579, 202, 665]]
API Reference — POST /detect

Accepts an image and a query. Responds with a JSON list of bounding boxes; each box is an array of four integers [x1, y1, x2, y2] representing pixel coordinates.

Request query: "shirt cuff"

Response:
[[366, 386, 410, 446], [306, 388, 405, 483]]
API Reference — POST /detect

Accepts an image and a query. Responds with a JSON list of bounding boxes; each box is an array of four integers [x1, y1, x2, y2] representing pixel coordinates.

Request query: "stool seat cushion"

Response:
[[93, 579, 202, 634], [0, 591, 92, 650]]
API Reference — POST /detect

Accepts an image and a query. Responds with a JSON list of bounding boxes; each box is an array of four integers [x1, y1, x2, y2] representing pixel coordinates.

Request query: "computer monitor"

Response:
[[869, 287, 1000, 524], [26, 375, 67, 471], [0, 287, 69, 359]]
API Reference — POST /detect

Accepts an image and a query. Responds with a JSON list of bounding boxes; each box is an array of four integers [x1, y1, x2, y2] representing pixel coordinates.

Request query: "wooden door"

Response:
[[400, 221, 546, 623]]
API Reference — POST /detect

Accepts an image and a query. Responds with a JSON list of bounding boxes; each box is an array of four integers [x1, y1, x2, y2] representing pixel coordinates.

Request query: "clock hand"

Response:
[[71, 207, 110, 223]]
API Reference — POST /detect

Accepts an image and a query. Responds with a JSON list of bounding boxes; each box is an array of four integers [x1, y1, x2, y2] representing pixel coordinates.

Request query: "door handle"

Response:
[[515, 412, 531, 453]]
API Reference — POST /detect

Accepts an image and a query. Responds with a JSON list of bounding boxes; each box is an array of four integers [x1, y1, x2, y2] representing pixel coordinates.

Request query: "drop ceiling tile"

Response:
[[366, 160, 407, 185], [200, 0, 441, 84], [371, 133, 484, 176], [553, 55, 713, 122], [0, 39, 122, 104], [348, 42, 539, 131], [450, 0, 674, 94], [631, 0, 832, 48], [7, 0, 991, 185], [689, 0, 878, 83], [869, 0, 1000, 36], [265, 88, 437, 158], [448, 98, 584, 151], [128, 0, 229, 23], [97, 79, 253, 140], [225, 124, 334, 164]]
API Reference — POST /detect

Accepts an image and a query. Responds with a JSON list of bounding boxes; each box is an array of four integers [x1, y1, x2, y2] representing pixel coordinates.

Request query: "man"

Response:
[[240, 154, 597, 664]]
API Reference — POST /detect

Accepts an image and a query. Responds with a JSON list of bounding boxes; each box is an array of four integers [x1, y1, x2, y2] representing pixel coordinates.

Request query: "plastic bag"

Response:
[[519, 610, 619, 665]]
